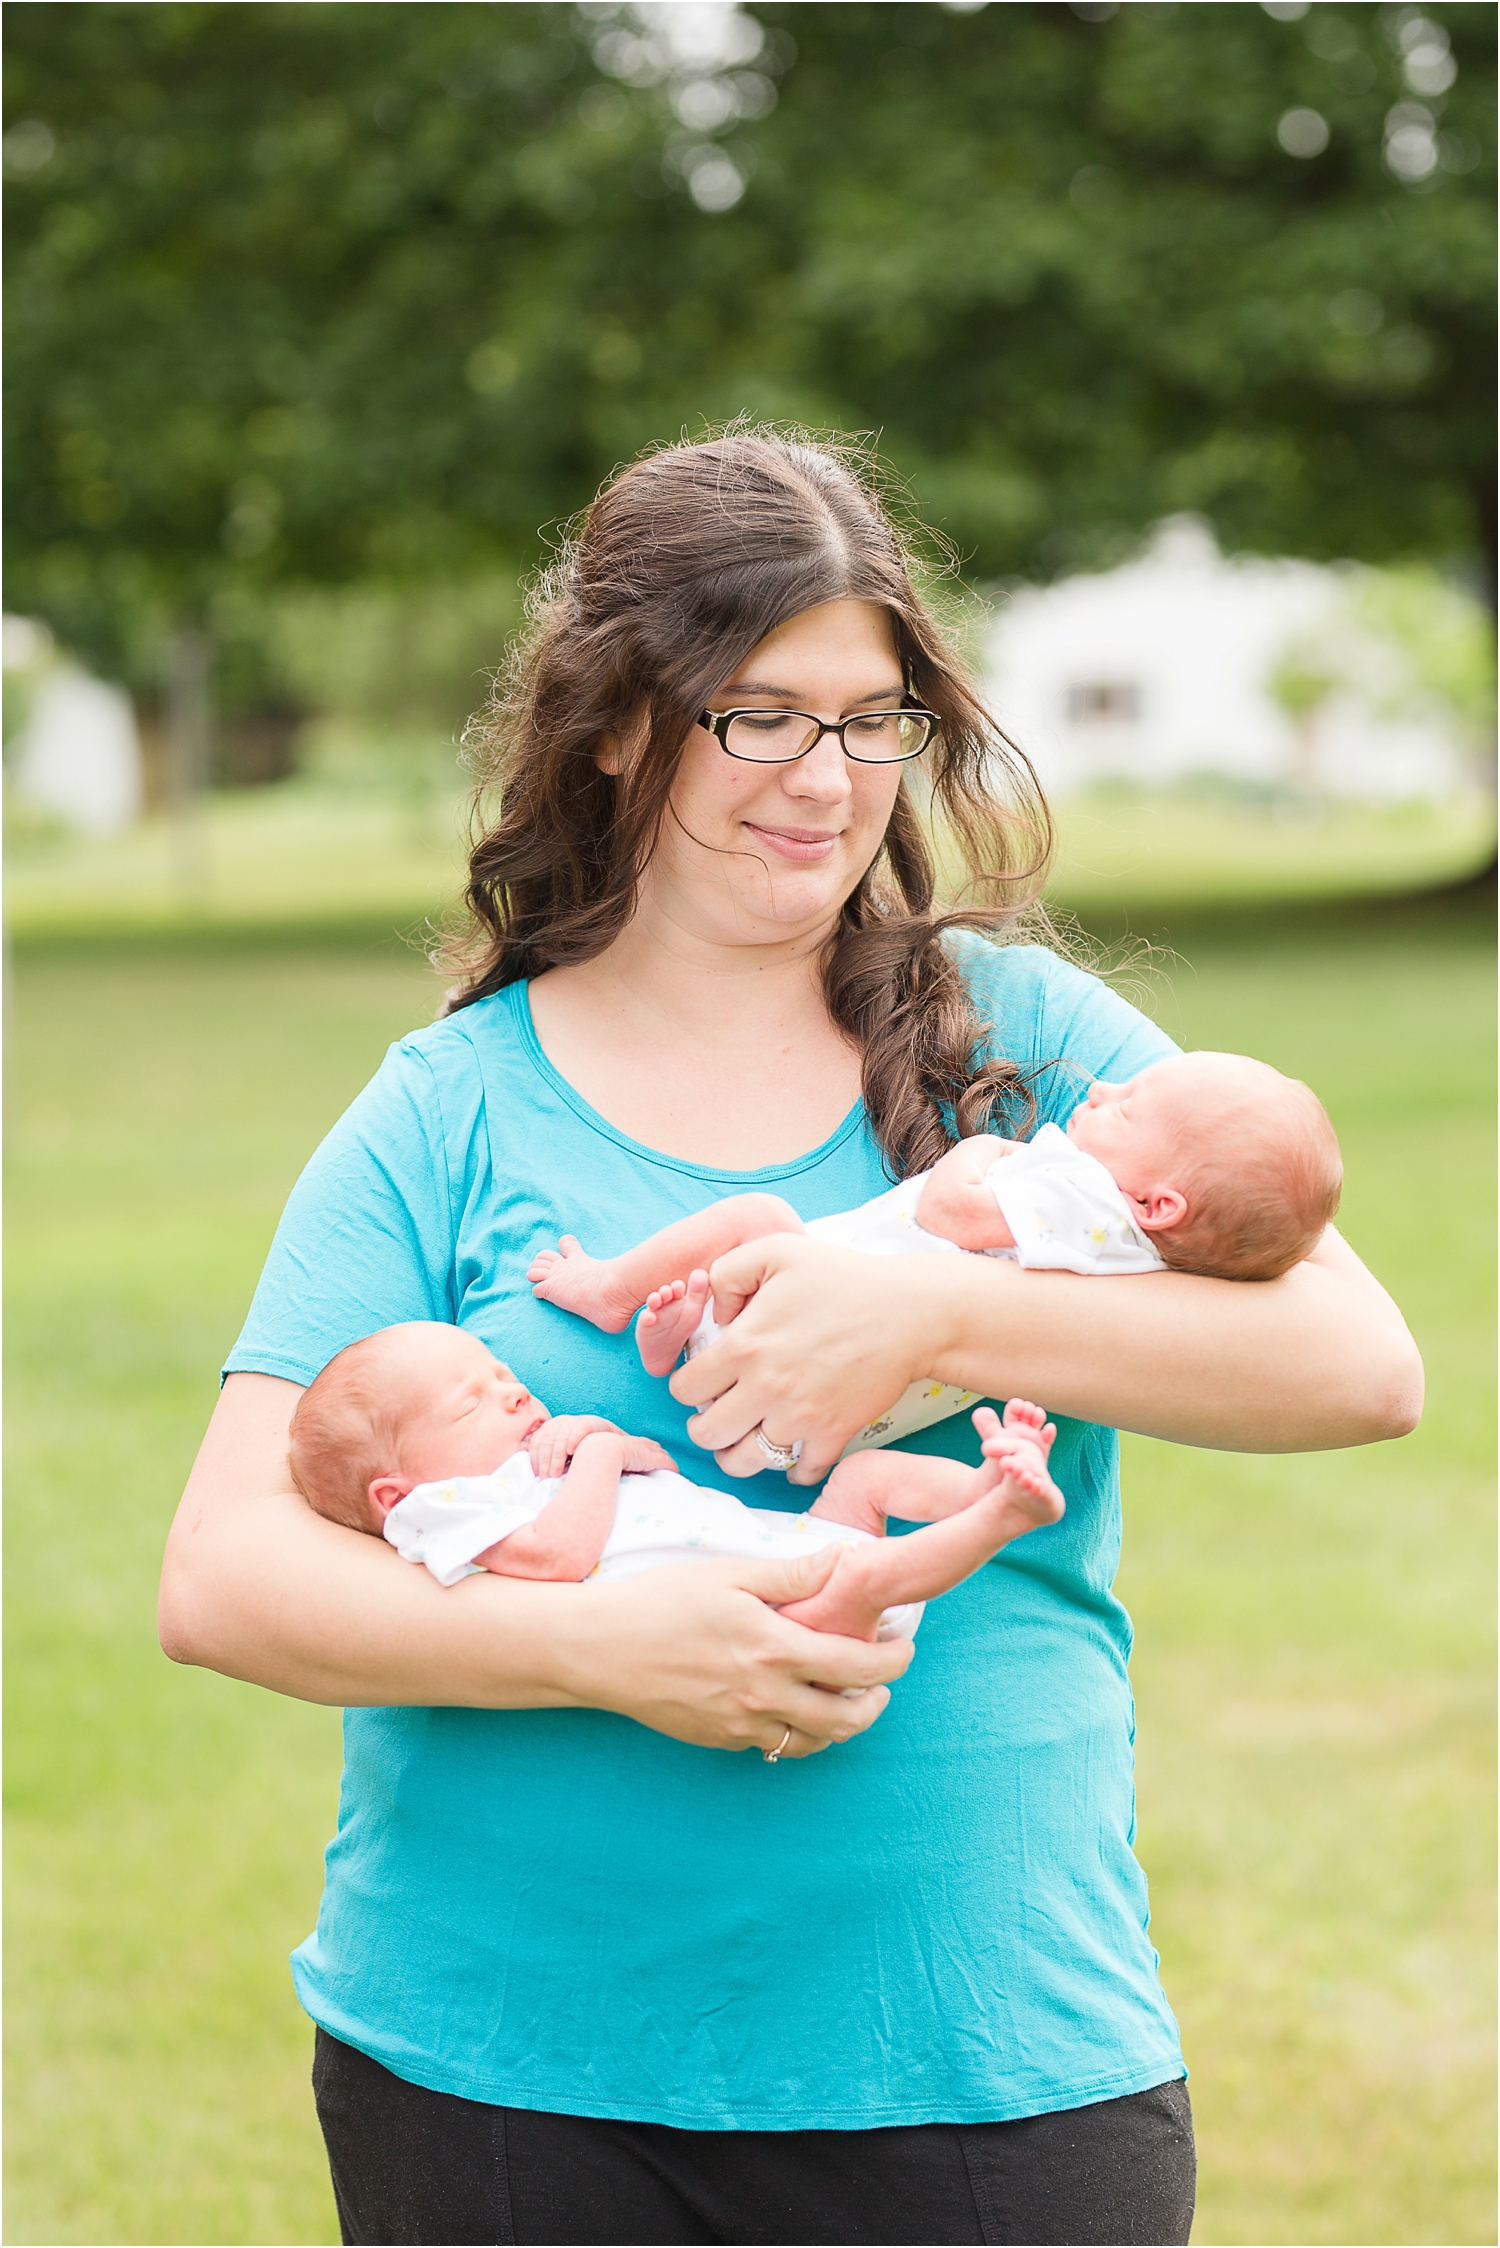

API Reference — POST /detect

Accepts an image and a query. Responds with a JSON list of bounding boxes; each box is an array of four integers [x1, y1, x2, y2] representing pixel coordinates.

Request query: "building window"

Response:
[[1067, 680, 1141, 724]]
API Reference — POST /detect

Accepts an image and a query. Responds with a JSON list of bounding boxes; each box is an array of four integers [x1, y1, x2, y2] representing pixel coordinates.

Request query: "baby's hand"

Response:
[[916, 1134, 1023, 1252], [948, 1133, 1024, 1180], [528, 1414, 621, 1479], [612, 1433, 677, 1476]]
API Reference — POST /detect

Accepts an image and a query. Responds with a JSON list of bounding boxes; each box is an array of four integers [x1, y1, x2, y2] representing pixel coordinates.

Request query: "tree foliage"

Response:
[[4, 0, 1493, 703]]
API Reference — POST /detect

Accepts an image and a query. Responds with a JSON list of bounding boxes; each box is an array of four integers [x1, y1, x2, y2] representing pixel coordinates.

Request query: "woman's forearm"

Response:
[[675, 1229, 1422, 1484], [159, 1374, 908, 1739], [920, 1226, 1422, 1454]]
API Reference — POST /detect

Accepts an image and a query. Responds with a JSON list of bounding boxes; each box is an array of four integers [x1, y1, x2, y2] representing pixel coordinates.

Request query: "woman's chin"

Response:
[[739, 869, 852, 936]]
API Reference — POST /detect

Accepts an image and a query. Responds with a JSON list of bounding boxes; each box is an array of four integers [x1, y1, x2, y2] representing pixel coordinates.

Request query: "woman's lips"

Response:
[[741, 821, 841, 863]]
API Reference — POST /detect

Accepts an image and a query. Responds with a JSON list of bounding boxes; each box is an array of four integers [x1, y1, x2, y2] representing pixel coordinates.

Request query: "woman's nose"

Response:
[[785, 729, 852, 802]]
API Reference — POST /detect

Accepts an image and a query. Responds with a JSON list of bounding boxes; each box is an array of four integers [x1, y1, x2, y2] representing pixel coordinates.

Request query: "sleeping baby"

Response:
[[287, 1321, 1066, 1646], [528, 1049, 1343, 1459]]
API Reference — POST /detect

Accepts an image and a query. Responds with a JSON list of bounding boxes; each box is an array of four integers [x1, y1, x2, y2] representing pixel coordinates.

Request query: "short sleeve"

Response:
[[950, 933, 1180, 1132], [223, 1037, 466, 1388]]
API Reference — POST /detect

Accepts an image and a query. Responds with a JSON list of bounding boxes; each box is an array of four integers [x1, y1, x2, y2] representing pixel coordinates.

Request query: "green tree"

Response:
[[4, 0, 1493, 715], [746, 1, 1495, 588]]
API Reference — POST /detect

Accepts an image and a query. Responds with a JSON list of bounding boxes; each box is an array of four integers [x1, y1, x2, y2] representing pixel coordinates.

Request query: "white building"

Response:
[[7, 648, 143, 836], [985, 517, 1465, 802]]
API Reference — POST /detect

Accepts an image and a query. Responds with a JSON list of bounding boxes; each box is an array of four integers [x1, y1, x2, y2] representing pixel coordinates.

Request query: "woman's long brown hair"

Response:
[[442, 429, 1054, 1179]]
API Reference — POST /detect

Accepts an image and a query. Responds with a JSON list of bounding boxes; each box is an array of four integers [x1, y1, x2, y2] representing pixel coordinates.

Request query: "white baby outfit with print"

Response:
[[385, 1451, 924, 1640], [686, 1120, 1164, 1458], [983, 1122, 1165, 1276]]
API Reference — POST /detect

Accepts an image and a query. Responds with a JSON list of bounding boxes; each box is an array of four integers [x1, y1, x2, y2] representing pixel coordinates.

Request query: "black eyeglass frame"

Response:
[[697, 705, 940, 765]]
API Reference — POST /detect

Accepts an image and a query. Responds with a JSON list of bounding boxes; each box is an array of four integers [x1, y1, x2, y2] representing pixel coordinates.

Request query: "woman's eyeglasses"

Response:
[[698, 706, 938, 766]]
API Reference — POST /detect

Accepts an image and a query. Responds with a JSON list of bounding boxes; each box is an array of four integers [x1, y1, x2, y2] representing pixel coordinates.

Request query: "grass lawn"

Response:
[[1113, 894, 1495, 2246], [5, 774, 1492, 942], [5, 890, 1494, 2245]]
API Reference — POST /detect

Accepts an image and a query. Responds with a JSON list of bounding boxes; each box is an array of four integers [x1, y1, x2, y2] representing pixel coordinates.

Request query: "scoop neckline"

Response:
[[507, 980, 870, 1187]]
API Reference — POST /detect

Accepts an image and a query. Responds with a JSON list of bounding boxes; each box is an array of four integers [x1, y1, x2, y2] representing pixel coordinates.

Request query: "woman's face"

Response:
[[642, 597, 909, 950]]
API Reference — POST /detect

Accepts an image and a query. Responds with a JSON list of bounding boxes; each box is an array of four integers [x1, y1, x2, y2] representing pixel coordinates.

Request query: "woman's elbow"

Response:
[[1357, 1332, 1425, 1443], [158, 1581, 202, 1667], [1382, 1365, 1424, 1441], [157, 1538, 222, 1668]]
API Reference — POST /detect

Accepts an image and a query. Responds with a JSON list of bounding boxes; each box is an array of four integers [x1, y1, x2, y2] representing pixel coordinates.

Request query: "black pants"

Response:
[[313, 2029, 1195, 2246]]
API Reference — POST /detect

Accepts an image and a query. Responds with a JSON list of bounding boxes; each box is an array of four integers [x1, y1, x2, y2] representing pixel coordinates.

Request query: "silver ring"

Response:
[[754, 1427, 797, 1471], [763, 1725, 793, 1764]]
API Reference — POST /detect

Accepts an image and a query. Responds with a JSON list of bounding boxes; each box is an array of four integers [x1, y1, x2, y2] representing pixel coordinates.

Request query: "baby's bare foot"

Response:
[[528, 1237, 637, 1332], [974, 1431, 1064, 1539], [971, 1399, 1056, 1457], [1000, 1396, 1052, 1442], [637, 1270, 712, 1377], [969, 1402, 1061, 1539]]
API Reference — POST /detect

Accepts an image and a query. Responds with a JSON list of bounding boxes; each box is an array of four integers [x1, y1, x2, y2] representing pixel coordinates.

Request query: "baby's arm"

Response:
[[478, 1430, 671, 1582], [915, 1136, 1023, 1252], [528, 1192, 807, 1335]]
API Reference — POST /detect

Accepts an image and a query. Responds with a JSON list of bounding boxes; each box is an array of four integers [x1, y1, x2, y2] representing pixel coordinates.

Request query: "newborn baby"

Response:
[[528, 1050, 1343, 1458], [287, 1321, 1066, 1645]]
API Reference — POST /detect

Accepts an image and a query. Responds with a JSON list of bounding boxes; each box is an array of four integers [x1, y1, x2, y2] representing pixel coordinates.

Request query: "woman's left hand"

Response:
[[669, 1235, 938, 1486]]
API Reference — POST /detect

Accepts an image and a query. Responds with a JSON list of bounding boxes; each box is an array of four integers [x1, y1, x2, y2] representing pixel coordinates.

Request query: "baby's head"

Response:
[[1067, 1051, 1341, 1280], [287, 1321, 550, 1532]]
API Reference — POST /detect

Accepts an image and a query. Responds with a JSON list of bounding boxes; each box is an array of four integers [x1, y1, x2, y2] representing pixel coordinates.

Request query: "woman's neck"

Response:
[[526, 905, 864, 1168], [572, 903, 836, 1046]]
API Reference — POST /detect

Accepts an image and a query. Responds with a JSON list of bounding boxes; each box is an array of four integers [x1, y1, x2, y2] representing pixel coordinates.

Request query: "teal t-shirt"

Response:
[[227, 936, 1185, 2127]]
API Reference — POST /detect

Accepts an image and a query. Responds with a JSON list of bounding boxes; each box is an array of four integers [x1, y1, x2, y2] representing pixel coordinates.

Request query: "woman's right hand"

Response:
[[546, 1546, 911, 1758]]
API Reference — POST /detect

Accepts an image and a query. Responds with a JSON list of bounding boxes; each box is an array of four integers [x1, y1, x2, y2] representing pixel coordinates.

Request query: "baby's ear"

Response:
[[1133, 1186, 1188, 1234], [368, 1474, 415, 1520]]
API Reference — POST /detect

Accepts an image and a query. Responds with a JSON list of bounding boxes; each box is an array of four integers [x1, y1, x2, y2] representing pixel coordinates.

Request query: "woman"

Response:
[[160, 432, 1421, 2247]]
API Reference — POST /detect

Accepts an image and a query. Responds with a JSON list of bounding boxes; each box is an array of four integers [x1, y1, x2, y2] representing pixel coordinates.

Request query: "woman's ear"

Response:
[[595, 708, 652, 776]]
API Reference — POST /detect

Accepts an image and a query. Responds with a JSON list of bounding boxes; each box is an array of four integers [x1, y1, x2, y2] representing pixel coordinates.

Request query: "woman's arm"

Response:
[[672, 1225, 1423, 1487], [158, 1373, 911, 1751]]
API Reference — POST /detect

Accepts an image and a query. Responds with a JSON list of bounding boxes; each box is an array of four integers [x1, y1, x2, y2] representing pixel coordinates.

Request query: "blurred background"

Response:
[[4, 4, 1493, 2241]]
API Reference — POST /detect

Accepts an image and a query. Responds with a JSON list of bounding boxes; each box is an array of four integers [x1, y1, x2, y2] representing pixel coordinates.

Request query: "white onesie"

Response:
[[686, 1121, 1164, 1457], [384, 1450, 924, 1639]]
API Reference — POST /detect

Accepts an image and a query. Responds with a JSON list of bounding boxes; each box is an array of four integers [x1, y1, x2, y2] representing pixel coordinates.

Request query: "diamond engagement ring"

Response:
[[763, 1726, 793, 1764], [754, 1427, 798, 1471]]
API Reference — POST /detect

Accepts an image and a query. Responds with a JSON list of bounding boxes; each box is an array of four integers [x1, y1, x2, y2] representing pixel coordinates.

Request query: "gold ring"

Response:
[[763, 1725, 793, 1764]]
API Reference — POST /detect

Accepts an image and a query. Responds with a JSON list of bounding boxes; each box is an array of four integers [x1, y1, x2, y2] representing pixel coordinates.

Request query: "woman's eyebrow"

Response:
[[718, 679, 906, 705]]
